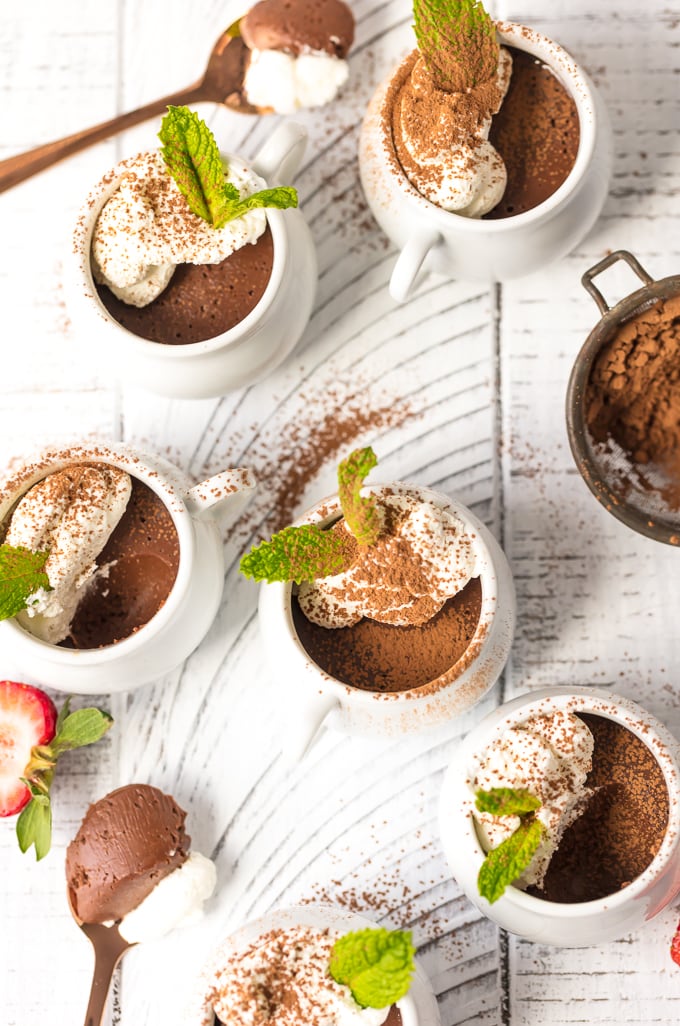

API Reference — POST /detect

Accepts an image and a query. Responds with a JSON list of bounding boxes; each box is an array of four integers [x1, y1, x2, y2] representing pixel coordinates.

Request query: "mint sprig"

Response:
[[16, 699, 113, 860], [413, 0, 499, 92], [337, 447, 381, 547], [159, 106, 297, 228], [475, 787, 541, 818], [0, 543, 51, 621], [475, 785, 544, 903], [239, 446, 382, 584], [240, 524, 350, 584], [329, 927, 416, 1009]]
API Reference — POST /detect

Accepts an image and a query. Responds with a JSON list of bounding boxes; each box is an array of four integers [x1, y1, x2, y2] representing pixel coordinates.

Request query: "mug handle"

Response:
[[389, 229, 441, 303], [184, 467, 256, 519], [280, 692, 340, 763], [581, 250, 654, 314], [252, 122, 307, 185]]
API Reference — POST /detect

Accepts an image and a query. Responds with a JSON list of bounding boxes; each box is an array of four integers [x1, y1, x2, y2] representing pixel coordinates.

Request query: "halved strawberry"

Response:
[[672, 921, 680, 967], [0, 680, 57, 817]]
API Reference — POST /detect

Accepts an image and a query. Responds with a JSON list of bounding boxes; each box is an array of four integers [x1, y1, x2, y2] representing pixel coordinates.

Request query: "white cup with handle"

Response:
[[358, 22, 612, 302]]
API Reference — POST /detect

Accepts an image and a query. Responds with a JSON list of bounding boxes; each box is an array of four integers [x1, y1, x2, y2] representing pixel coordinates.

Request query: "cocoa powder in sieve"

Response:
[[586, 295, 680, 472]]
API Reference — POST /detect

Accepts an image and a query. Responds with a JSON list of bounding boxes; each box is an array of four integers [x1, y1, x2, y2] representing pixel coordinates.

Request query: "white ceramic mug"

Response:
[[258, 483, 516, 758], [67, 123, 317, 398], [438, 687, 680, 946], [358, 23, 613, 302], [0, 442, 256, 694], [186, 904, 441, 1026]]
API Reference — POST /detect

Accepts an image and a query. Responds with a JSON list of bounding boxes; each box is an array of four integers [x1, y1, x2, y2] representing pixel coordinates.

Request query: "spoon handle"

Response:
[[80, 925, 132, 1026], [0, 83, 205, 195]]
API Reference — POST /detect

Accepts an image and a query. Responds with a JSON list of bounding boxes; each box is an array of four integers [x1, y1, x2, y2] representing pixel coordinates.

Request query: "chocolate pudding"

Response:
[[292, 576, 482, 693], [531, 714, 669, 903], [66, 784, 190, 924], [65, 476, 179, 648], [484, 47, 579, 219], [96, 225, 274, 345]]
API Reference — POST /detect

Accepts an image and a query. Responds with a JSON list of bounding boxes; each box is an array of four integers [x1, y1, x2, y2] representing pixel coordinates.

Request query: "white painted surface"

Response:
[[1, 1, 679, 1024]]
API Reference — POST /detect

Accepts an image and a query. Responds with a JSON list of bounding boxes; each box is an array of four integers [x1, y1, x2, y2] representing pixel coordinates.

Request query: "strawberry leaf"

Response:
[[337, 447, 381, 547], [159, 106, 298, 228], [475, 787, 541, 817], [0, 543, 51, 621], [50, 707, 113, 758], [329, 927, 415, 1009], [16, 790, 52, 861], [477, 818, 545, 904], [240, 524, 350, 584]]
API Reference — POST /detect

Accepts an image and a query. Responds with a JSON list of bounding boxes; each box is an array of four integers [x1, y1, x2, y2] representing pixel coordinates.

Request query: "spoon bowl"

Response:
[[0, 28, 260, 194]]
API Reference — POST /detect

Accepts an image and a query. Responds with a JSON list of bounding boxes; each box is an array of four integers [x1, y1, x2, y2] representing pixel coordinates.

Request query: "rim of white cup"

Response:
[[375, 22, 597, 232], [442, 687, 680, 916], [72, 152, 288, 358], [0, 443, 195, 664], [271, 482, 501, 704], [190, 904, 420, 1026]]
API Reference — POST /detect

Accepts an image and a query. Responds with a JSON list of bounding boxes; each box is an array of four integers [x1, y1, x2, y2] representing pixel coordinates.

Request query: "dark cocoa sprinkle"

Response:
[[484, 46, 580, 218], [293, 576, 482, 693], [96, 225, 274, 345], [530, 713, 669, 904]]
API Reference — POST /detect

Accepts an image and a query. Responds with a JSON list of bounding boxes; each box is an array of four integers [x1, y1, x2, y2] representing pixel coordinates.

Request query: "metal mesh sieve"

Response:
[[566, 250, 680, 545]]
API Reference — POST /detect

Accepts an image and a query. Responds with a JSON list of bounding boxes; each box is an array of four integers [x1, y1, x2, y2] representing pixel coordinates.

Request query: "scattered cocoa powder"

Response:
[[586, 295, 680, 475], [532, 714, 669, 903]]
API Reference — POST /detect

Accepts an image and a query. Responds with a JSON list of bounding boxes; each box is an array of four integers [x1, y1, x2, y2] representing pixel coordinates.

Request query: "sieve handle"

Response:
[[581, 250, 654, 314]]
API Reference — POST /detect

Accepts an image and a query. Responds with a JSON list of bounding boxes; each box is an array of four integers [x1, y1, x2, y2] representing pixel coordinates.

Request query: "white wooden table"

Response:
[[2, 1, 679, 1023]]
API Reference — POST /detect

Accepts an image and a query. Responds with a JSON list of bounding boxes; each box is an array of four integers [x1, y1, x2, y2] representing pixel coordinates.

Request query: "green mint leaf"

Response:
[[329, 928, 416, 1009], [413, 0, 499, 92], [159, 106, 228, 224], [475, 787, 541, 817], [477, 818, 545, 904], [159, 105, 299, 229], [240, 524, 350, 584], [0, 544, 51, 621], [50, 707, 113, 758], [337, 447, 381, 547], [16, 792, 52, 861], [217, 186, 298, 226]]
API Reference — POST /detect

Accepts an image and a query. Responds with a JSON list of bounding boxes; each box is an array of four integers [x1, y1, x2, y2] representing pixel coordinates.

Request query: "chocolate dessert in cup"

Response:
[[567, 249, 680, 545], [66, 783, 216, 1026], [242, 448, 515, 758], [358, 0, 612, 301], [185, 904, 440, 1026], [438, 686, 680, 946], [0, 442, 255, 693], [66, 111, 316, 399]]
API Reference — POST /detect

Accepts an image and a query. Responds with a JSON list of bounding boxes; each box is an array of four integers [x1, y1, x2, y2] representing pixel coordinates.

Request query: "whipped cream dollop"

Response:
[[244, 49, 349, 114], [208, 925, 386, 1026], [91, 152, 268, 307], [472, 710, 594, 889], [5, 464, 131, 645], [297, 492, 479, 629], [394, 48, 513, 217], [118, 851, 217, 944]]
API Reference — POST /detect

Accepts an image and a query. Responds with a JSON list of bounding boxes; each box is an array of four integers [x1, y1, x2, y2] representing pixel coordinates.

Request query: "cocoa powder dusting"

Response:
[[533, 714, 669, 903], [586, 295, 680, 478], [292, 576, 482, 692]]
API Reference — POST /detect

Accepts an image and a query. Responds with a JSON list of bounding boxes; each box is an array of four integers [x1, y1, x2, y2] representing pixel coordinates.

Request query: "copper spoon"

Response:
[[0, 31, 257, 195], [68, 887, 135, 1026]]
